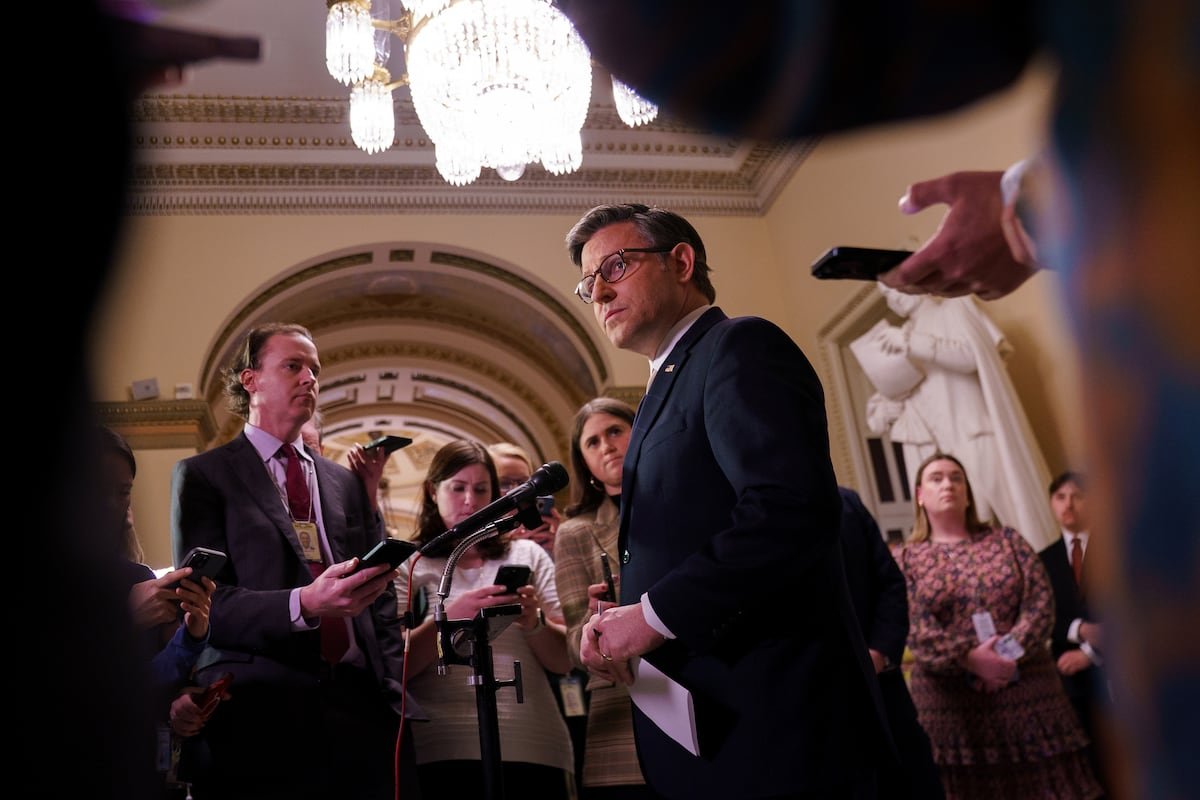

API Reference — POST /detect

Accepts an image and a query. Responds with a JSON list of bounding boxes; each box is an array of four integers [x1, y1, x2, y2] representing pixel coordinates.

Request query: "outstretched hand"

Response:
[[881, 170, 1039, 300]]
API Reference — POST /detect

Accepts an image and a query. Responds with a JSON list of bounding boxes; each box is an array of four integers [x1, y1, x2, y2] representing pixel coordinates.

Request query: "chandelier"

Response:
[[324, 0, 658, 185]]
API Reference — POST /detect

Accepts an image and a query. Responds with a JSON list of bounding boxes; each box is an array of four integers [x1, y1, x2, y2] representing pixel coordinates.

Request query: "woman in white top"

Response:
[[395, 439, 575, 799]]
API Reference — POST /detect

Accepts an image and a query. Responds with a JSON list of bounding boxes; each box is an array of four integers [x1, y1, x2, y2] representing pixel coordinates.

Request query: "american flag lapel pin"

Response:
[[664, 364, 675, 373]]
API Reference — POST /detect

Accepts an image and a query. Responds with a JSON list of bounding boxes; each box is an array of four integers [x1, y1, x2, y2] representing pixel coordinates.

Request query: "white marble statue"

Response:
[[850, 283, 1056, 549]]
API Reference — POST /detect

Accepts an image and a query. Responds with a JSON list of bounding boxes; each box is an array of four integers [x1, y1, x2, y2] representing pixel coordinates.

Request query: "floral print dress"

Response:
[[900, 526, 1102, 799]]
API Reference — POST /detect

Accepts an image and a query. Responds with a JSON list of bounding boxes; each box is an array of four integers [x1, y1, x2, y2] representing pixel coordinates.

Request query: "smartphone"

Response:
[[176, 546, 227, 585], [535, 495, 555, 516], [493, 564, 532, 594], [196, 672, 233, 710], [599, 551, 616, 603], [352, 538, 418, 574], [362, 434, 413, 455], [810, 246, 913, 281]]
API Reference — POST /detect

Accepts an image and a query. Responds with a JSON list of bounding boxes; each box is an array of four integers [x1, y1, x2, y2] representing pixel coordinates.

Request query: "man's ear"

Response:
[[669, 242, 696, 285], [240, 367, 256, 393]]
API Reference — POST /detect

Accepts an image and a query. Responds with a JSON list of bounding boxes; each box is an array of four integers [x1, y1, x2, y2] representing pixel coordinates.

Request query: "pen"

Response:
[[600, 550, 616, 603]]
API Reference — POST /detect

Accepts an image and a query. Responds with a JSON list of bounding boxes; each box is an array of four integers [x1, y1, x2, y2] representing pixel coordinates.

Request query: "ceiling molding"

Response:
[[94, 400, 218, 450]]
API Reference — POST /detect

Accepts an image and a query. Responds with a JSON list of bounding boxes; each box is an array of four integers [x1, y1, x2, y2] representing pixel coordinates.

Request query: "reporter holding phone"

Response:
[[552, 398, 662, 798], [488, 441, 563, 557], [395, 439, 575, 799], [95, 425, 218, 797], [169, 323, 418, 800]]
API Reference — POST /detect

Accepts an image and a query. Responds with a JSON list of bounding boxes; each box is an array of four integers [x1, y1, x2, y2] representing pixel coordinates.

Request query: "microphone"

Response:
[[420, 462, 569, 555]]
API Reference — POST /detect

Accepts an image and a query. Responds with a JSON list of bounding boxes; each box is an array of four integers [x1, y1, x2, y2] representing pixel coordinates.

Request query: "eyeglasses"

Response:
[[574, 245, 676, 304]]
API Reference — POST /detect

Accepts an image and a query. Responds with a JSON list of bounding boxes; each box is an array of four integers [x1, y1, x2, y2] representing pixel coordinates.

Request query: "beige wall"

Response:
[[96, 60, 1086, 564]]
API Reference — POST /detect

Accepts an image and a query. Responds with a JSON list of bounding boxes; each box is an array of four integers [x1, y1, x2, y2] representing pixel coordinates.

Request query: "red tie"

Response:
[[1070, 535, 1084, 586], [281, 443, 312, 520], [280, 444, 349, 664]]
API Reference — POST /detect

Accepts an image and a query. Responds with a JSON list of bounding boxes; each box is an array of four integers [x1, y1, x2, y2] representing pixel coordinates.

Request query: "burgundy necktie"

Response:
[[280, 444, 349, 664], [1070, 536, 1084, 586]]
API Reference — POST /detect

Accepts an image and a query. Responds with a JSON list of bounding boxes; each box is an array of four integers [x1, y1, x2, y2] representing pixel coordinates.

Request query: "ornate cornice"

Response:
[[125, 143, 814, 217], [93, 400, 218, 450]]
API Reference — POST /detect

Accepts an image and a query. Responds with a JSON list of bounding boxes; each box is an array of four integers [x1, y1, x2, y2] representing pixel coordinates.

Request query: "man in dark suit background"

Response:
[[1040, 470, 1109, 795], [838, 487, 943, 800], [569, 204, 891, 799], [170, 322, 420, 800]]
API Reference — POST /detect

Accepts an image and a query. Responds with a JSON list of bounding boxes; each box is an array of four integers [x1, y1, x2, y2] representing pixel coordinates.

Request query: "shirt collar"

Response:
[[650, 304, 712, 375], [1062, 529, 1089, 547], [244, 423, 311, 464]]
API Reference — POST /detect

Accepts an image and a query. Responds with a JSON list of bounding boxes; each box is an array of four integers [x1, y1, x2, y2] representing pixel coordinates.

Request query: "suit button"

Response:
[[622, 550, 631, 565]]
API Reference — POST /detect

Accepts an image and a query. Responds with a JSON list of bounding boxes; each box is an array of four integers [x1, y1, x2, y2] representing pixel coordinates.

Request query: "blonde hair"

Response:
[[487, 442, 534, 473]]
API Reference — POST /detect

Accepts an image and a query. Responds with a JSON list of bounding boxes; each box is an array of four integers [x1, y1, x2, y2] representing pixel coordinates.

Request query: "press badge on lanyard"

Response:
[[295, 520, 321, 563]]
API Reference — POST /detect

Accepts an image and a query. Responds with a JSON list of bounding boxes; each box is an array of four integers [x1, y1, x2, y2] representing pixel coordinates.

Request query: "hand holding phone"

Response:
[[493, 564, 532, 594], [174, 546, 227, 587], [362, 434, 413, 455], [811, 246, 913, 280], [196, 672, 233, 713], [351, 538, 418, 575]]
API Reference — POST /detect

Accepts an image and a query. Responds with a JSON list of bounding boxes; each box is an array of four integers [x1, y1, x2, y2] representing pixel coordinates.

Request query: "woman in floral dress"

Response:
[[900, 452, 1101, 799]]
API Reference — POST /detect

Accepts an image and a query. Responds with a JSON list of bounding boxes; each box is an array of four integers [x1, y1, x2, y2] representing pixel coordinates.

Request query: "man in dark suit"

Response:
[[1040, 471, 1108, 795], [569, 204, 891, 799], [838, 487, 943, 800], [170, 322, 420, 800]]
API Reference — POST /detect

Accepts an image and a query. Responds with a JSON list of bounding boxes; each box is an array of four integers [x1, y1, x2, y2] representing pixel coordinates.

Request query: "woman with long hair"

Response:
[[899, 452, 1101, 799], [554, 398, 663, 798], [394, 439, 575, 798]]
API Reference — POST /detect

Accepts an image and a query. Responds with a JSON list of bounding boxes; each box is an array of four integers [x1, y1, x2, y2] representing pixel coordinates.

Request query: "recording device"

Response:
[[362, 434, 413, 455], [419, 462, 570, 555], [535, 495, 555, 516], [599, 551, 616, 603], [810, 246, 913, 281], [196, 672, 233, 712], [493, 564, 532, 594], [351, 538, 418, 574], [175, 546, 227, 586]]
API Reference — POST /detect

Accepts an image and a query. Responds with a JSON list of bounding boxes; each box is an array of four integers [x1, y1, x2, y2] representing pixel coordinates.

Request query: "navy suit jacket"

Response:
[[1040, 536, 1100, 702], [619, 307, 891, 798], [169, 432, 408, 709], [839, 488, 944, 800]]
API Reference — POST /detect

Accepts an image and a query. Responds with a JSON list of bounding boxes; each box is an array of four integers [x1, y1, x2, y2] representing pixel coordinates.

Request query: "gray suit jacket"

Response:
[[169, 432, 407, 706]]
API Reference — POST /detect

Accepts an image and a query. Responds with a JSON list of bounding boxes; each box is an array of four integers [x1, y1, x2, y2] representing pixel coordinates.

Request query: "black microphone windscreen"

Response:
[[529, 462, 569, 495]]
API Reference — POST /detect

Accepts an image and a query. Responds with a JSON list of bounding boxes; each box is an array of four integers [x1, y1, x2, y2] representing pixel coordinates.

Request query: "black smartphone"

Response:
[[493, 564, 532, 594], [352, 538, 418, 574], [810, 246, 913, 281], [599, 551, 616, 602], [535, 495, 555, 516], [362, 434, 413, 455], [177, 546, 227, 585]]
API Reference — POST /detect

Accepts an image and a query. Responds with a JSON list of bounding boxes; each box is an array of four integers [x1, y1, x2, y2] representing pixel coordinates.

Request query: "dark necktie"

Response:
[[280, 444, 349, 664], [1070, 535, 1084, 586], [281, 443, 311, 520]]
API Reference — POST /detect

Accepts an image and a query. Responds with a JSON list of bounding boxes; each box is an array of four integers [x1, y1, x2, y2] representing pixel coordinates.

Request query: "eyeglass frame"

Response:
[[574, 245, 677, 303]]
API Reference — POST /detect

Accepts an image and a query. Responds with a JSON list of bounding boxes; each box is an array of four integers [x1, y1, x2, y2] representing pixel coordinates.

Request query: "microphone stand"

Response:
[[433, 513, 528, 800]]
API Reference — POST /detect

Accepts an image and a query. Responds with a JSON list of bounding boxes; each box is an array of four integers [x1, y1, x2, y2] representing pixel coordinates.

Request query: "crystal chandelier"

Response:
[[324, 0, 658, 185]]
